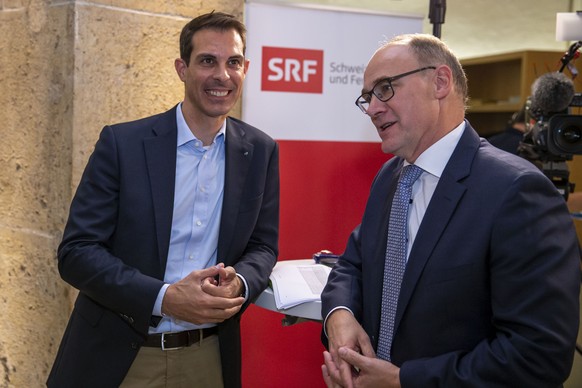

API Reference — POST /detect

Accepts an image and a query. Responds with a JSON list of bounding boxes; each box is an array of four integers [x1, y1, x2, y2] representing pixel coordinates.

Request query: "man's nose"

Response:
[[366, 94, 386, 116]]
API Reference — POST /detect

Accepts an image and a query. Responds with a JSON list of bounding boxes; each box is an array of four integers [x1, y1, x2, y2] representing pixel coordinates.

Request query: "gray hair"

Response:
[[384, 33, 468, 105]]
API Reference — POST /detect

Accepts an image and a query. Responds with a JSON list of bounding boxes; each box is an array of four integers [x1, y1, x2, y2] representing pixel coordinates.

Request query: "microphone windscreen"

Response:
[[530, 72, 575, 115]]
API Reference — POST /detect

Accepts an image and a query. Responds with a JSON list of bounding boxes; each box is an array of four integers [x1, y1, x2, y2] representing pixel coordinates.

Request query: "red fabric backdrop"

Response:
[[241, 140, 389, 387]]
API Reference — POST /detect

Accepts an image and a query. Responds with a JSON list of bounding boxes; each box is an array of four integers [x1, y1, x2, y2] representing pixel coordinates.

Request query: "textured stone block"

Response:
[[1, 0, 24, 11], [0, 224, 71, 387], [88, 0, 244, 18], [71, 4, 186, 185]]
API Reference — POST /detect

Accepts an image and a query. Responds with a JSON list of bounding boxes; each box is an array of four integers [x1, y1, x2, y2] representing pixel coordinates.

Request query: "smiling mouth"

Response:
[[380, 121, 396, 131], [207, 90, 230, 97]]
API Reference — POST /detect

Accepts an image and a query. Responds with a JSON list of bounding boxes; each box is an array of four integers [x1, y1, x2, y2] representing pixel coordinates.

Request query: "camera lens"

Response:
[[548, 114, 582, 155], [560, 125, 582, 144]]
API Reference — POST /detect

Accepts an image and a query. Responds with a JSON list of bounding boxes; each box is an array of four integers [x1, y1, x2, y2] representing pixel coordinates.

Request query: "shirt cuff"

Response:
[[153, 283, 170, 317], [236, 273, 249, 302], [323, 306, 354, 338]]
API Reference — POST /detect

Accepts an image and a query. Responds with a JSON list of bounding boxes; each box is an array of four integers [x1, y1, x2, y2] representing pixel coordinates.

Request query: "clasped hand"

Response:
[[322, 310, 401, 388], [161, 263, 245, 325]]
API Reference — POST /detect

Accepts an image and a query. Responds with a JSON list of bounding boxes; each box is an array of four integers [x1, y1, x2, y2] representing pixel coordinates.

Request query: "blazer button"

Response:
[[131, 342, 138, 349], [120, 313, 135, 324]]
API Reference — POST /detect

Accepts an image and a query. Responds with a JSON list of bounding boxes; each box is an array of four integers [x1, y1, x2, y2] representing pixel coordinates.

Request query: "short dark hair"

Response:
[[179, 11, 247, 65]]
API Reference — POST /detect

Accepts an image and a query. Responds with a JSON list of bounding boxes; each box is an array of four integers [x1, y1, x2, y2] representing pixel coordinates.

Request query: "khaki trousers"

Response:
[[119, 334, 224, 388]]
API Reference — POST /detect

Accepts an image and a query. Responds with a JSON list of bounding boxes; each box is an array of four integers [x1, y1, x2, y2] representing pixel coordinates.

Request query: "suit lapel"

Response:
[[218, 118, 254, 263], [143, 107, 178, 275], [395, 123, 480, 329]]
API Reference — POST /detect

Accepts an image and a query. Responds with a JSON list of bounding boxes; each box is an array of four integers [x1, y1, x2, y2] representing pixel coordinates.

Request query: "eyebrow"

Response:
[[361, 76, 388, 95], [195, 53, 217, 60], [195, 53, 245, 61]]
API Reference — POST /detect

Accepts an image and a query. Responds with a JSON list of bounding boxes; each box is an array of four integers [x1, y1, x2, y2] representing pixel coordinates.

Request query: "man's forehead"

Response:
[[371, 44, 411, 65], [364, 46, 415, 82], [192, 28, 243, 47], [191, 30, 244, 56]]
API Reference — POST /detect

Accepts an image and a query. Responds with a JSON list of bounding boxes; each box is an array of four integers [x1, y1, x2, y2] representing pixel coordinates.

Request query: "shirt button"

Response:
[[196, 220, 202, 226]]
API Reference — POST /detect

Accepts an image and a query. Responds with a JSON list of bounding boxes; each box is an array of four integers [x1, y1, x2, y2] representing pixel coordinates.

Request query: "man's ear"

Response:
[[434, 65, 453, 98], [243, 58, 250, 76], [175, 58, 187, 81]]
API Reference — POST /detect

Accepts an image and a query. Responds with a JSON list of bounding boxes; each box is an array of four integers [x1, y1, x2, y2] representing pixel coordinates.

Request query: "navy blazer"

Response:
[[48, 106, 279, 388], [322, 122, 580, 386]]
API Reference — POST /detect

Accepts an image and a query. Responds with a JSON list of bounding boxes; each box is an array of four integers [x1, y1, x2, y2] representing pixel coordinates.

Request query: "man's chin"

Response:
[[380, 141, 395, 155], [204, 104, 236, 118]]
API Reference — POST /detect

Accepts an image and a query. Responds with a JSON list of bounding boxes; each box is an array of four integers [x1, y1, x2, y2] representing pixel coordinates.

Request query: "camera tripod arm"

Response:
[[559, 40, 582, 73]]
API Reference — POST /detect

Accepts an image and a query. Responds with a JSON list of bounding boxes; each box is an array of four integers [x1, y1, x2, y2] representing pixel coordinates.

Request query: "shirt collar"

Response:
[[176, 102, 226, 147], [408, 121, 465, 179]]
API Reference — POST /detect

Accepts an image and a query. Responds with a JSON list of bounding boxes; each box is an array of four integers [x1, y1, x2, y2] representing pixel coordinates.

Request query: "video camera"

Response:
[[520, 73, 582, 162], [517, 44, 582, 200]]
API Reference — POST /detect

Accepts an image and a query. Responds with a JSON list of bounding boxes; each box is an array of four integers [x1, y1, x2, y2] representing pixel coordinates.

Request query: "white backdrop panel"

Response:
[[242, 1, 423, 142]]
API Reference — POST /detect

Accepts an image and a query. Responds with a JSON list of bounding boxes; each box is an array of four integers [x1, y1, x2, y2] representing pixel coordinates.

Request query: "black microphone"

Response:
[[530, 71, 575, 117], [429, 0, 447, 38]]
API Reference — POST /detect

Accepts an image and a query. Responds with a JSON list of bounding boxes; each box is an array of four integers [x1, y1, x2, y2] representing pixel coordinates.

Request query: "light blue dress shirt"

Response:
[[151, 103, 225, 334]]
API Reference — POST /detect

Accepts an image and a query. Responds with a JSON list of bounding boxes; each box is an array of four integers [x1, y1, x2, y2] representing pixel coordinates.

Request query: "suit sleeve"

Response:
[[232, 140, 280, 304], [400, 171, 581, 387], [57, 126, 164, 335], [321, 225, 365, 323], [320, 162, 393, 346]]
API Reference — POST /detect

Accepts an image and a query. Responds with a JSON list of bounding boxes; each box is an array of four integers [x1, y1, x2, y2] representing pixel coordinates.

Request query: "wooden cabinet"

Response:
[[462, 51, 582, 241], [461, 50, 564, 136]]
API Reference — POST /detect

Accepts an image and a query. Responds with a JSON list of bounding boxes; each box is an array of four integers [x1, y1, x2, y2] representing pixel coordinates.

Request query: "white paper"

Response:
[[269, 262, 332, 309], [243, 1, 422, 142]]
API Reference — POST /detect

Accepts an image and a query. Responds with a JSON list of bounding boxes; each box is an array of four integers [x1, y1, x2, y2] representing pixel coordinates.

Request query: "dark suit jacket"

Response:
[[48, 106, 279, 388], [321, 122, 580, 387]]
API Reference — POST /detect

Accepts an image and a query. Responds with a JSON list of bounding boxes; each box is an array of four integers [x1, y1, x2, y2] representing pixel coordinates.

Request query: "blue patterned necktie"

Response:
[[376, 164, 423, 361]]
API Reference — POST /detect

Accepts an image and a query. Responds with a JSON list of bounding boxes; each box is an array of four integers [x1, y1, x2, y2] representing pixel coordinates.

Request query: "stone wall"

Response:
[[0, 1, 74, 386], [0, 1, 242, 386]]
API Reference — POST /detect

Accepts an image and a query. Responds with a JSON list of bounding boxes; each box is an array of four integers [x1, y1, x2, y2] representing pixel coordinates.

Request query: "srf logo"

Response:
[[261, 46, 324, 94]]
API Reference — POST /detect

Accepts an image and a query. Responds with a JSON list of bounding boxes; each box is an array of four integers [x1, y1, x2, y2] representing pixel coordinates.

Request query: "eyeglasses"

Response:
[[355, 66, 436, 113]]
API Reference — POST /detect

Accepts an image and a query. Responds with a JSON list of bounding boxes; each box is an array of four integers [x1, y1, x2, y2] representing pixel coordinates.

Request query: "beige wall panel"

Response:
[[1, 1, 24, 10], [88, 0, 244, 18], [271, 0, 574, 58], [0, 227, 70, 387], [71, 1, 247, 187], [0, 2, 74, 387], [0, 5, 73, 235], [71, 4, 187, 186]]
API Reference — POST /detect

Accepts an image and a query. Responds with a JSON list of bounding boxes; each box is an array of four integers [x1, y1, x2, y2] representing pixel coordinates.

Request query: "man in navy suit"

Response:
[[48, 12, 278, 388], [321, 33, 580, 387]]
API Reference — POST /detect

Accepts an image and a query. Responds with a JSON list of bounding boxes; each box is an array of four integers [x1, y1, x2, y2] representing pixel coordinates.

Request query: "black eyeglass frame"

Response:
[[355, 66, 437, 113]]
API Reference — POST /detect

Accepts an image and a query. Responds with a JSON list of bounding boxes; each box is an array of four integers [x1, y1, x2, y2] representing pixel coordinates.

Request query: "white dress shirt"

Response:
[[404, 121, 465, 260], [324, 121, 466, 332]]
